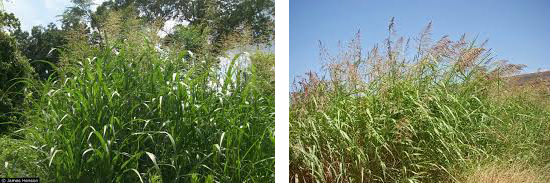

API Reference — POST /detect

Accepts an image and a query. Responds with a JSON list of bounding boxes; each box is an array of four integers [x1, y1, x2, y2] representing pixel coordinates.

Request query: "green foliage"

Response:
[[0, 136, 45, 177], [13, 23, 66, 79], [166, 24, 207, 54], [206, 0, 275, 45], [61, 0, 93, 30], [0, 3, 274, 182], [93, 0, 274, 49], [17, 37, 274, 182], [250, 52, 274, 96], [0, 11, 21, 33], [290, 21, 550, 182], [0, 31, 34, 132]]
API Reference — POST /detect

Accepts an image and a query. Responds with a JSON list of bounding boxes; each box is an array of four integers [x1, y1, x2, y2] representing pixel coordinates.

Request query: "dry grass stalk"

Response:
[[465, 163, 549, 183]]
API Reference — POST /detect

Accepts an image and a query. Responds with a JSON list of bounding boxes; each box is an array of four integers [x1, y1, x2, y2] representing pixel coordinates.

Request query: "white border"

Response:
[[275, 0, 289, 182]]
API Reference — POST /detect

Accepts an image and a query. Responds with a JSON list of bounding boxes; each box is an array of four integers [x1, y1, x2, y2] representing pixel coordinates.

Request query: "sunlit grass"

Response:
[[1, 38, 274, 182], [289, 20, 550, 182]]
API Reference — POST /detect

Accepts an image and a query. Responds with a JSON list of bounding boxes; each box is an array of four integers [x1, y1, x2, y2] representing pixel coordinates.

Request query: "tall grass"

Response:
[[1, 35, 274, 182], [290, 19, 550, 182]]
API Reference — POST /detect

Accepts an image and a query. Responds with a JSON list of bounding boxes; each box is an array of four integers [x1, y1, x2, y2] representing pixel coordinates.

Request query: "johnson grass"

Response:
[[290, 20, 550, 182], [0, 38, 275, 182]]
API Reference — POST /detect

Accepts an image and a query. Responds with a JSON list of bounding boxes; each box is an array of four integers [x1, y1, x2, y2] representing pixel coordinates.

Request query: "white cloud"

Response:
[[5, 0, 72, 31]]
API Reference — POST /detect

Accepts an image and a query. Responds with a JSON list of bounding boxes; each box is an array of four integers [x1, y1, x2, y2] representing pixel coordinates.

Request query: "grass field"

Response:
[[0, 36, 275, 182], [289, 21, 550, 182]]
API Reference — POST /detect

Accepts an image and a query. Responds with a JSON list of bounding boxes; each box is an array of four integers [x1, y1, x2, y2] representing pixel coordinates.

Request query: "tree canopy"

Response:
[[91, 0, 274, 48], [13, 24, 65, 79], [0, 11, 35, 130]]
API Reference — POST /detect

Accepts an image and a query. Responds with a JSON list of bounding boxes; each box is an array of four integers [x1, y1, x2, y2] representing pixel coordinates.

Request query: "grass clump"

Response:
[[289, 18, 550, 182], [3, 31, 274, 182]]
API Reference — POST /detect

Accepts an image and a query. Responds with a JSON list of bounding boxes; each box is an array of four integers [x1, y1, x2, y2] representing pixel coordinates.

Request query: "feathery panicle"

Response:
[[458, 47, 485, 71], [291, 19, 550, 183], [417, 21, 433, 53], [431, 35, 452, 57]]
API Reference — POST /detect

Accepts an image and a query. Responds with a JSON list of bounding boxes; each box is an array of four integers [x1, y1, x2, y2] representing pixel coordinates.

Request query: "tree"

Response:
[[0, 12, 35, 131], [0, 11, 20, 33], [92, 0, 274, 50], [13, 24, 66, 79], [204, 0, 274, 46], [165, 24, 207, 54], [61, 0, 93, 30]]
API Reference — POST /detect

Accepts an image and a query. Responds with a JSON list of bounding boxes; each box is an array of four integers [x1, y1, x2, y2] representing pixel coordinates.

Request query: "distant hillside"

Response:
[[508, 70, 550, 87]]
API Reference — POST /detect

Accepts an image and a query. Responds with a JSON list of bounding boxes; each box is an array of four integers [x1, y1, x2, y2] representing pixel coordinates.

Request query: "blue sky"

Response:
[[4, 0, 106, 31], [290, 0, 550, 83], [3, 0, 183, 37]]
